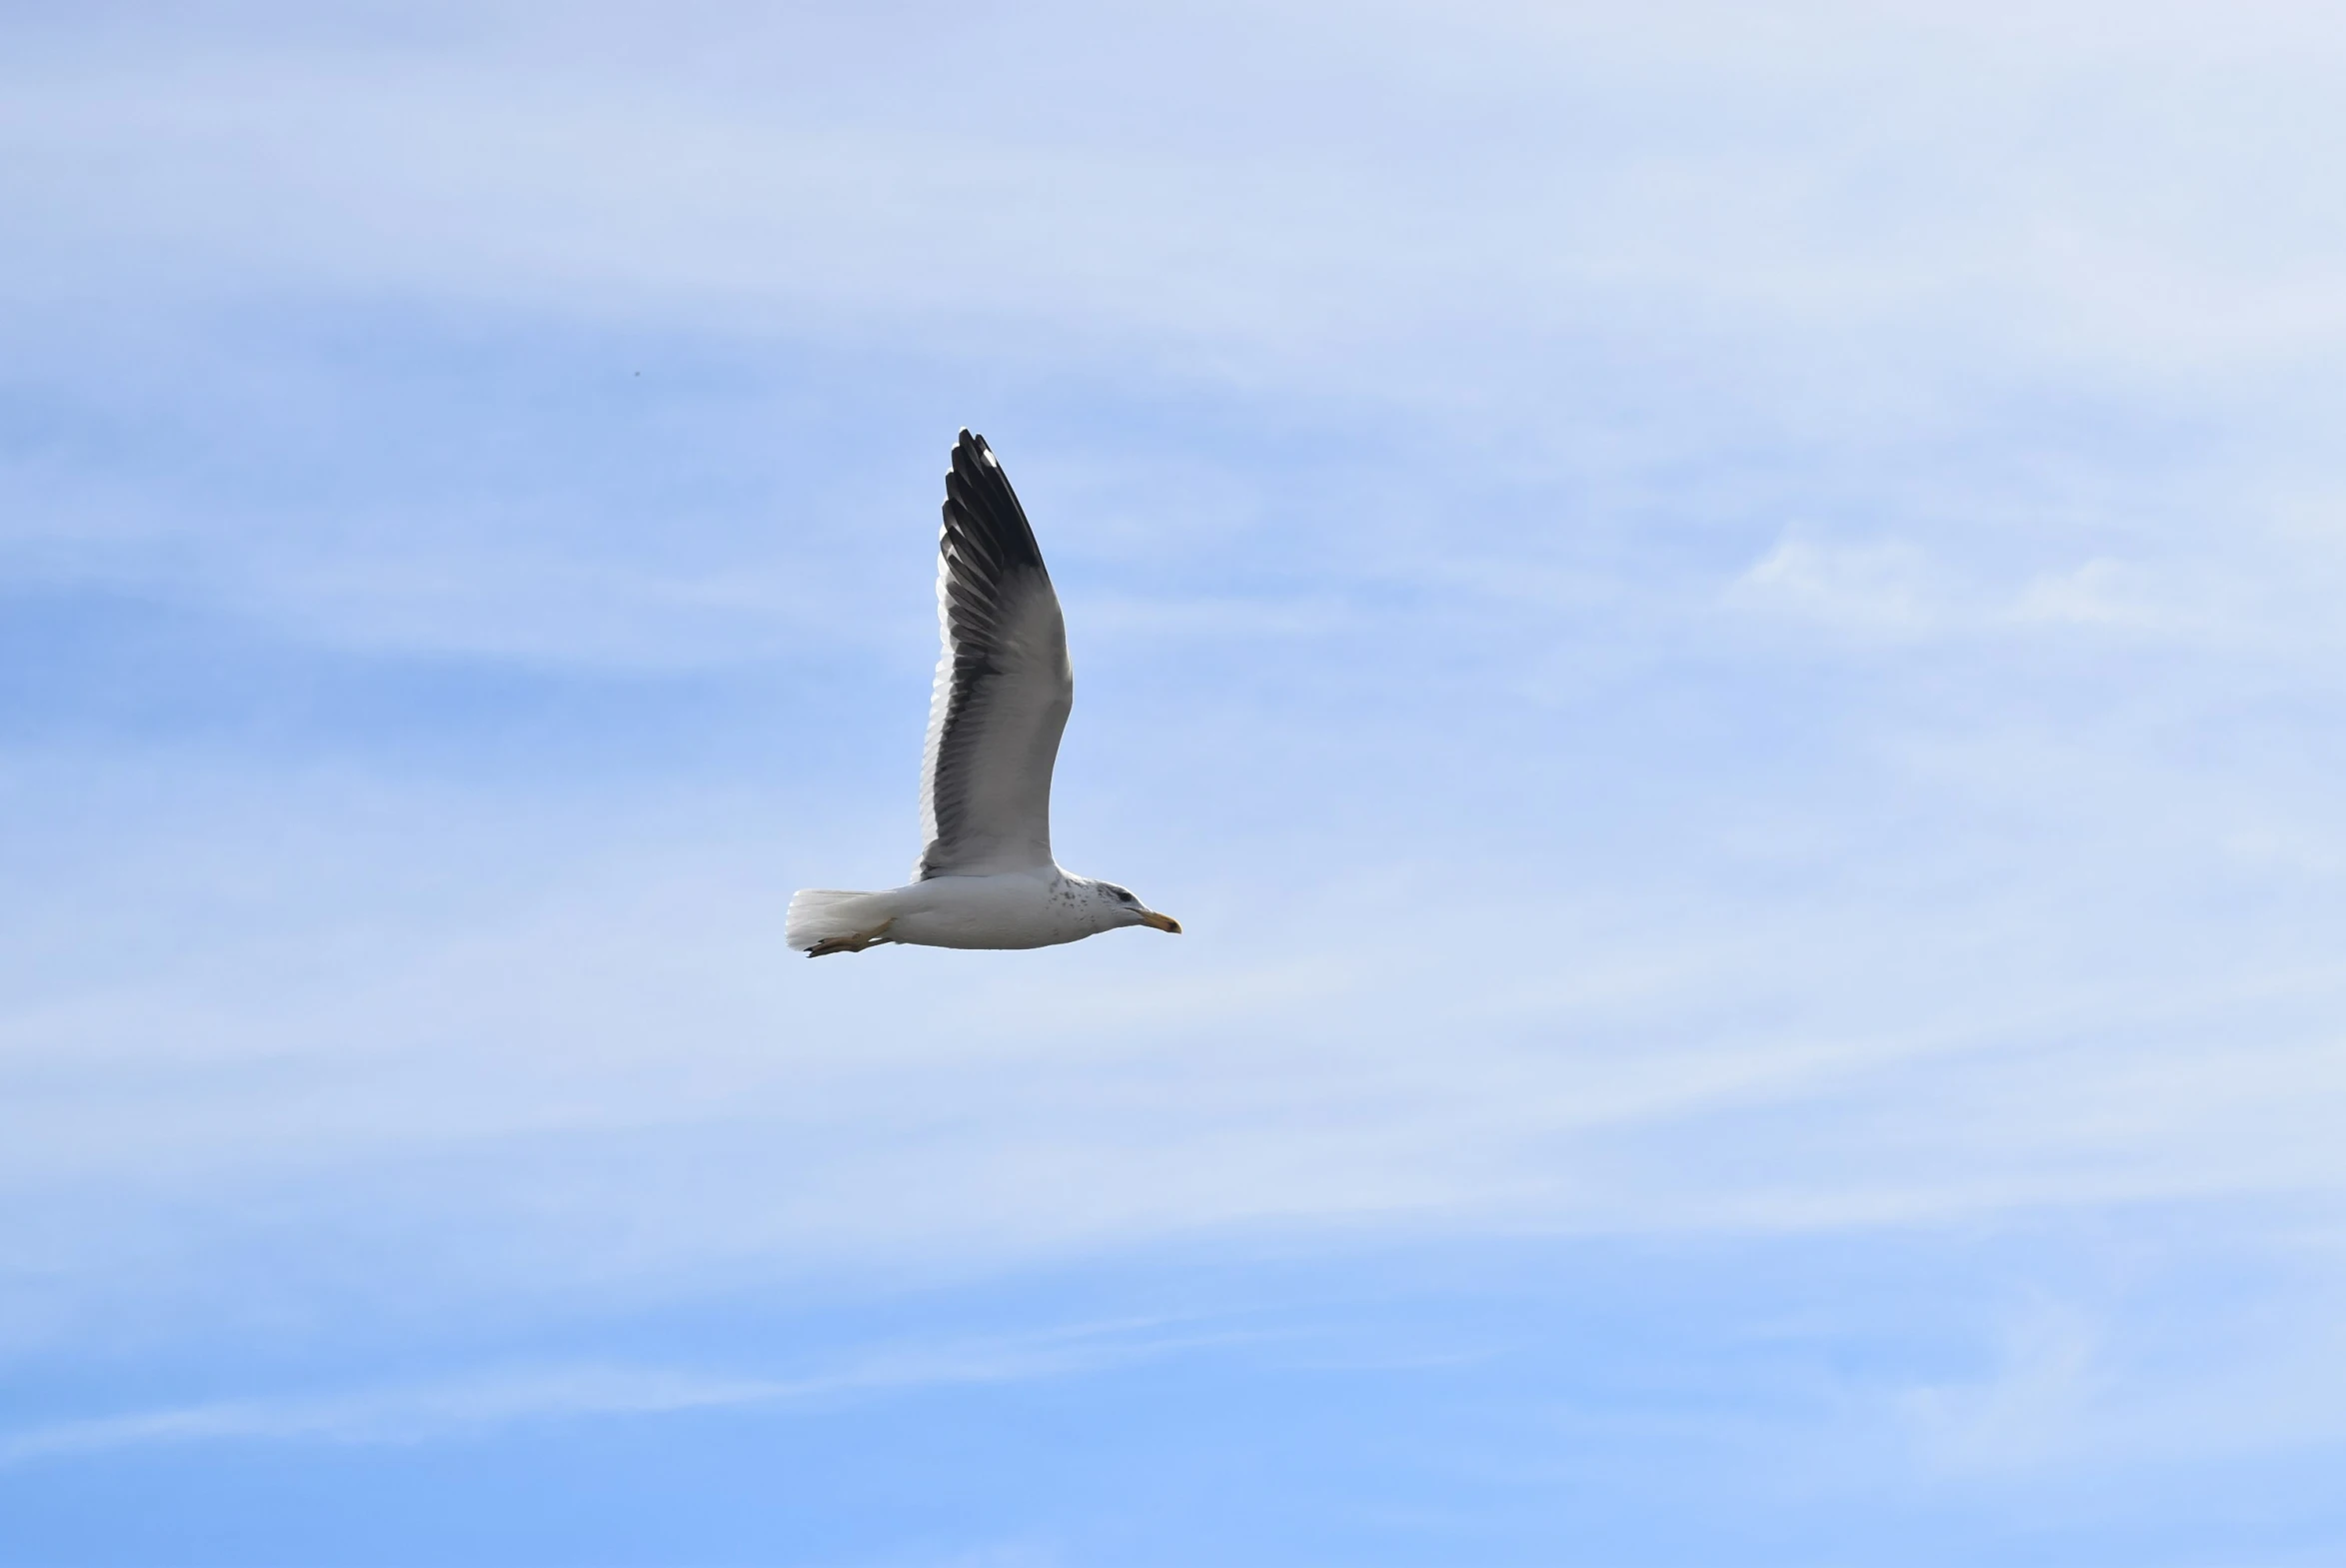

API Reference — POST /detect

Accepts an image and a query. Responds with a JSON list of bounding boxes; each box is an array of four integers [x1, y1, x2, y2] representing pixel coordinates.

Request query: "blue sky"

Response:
[[7, 2, 2346, 1562]]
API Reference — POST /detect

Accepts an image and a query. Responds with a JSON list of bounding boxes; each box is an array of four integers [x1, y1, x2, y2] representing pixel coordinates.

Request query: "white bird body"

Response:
[[787, 431, 1179, 957], [789, 870, 1164, 952]]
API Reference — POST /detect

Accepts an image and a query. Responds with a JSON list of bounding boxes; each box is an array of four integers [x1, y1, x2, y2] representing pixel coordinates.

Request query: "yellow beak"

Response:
[[1140, 911, 1181, 933]]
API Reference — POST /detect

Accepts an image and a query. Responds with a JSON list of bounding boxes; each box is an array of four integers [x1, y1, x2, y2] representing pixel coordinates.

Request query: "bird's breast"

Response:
[[887, 872, 1090, 950]]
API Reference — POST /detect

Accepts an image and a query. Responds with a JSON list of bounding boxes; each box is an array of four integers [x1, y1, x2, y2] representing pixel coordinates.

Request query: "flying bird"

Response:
[[787, 431, 1181, 956]]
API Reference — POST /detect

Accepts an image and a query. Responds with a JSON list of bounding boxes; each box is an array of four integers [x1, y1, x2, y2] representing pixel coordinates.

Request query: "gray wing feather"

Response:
[[914, 430, 1073, 879]]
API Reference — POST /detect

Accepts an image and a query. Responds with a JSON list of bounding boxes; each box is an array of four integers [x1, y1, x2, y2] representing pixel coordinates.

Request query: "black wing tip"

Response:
[[952, 428, 1000, 475], [942, 428, 1045, 570]]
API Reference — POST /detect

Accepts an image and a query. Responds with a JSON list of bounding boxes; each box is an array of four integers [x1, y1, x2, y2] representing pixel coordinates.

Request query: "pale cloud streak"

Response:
[[0, 1318, 1217, 1466]]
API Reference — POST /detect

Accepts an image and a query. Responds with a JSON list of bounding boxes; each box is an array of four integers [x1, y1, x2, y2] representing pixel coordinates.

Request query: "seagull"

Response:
[[787, 430, 1181, 957]]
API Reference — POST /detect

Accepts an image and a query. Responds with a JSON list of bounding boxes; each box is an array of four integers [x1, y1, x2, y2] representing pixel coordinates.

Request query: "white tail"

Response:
[[786, 888, 895, 952]]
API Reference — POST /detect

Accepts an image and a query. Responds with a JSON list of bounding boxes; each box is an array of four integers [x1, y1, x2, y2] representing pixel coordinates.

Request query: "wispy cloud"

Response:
[[1726, 533, 1950, 635], [0, 1318, 1216, 1466], [1901, 1298, 2105, 1472]]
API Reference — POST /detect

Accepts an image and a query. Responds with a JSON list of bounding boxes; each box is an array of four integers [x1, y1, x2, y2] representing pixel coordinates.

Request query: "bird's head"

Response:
[[1087, 879, 1180, 934]]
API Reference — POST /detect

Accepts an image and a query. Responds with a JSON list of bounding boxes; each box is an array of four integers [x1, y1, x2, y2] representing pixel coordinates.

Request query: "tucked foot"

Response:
[[806, 918, 895, 958]]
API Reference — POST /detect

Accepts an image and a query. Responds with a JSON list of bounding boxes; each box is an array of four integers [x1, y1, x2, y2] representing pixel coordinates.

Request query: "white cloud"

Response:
[[2009, 558, 2167, 629], [9, 0, 2346, 387], [1726, 534, 1949, 634], [1902, 1298, 2103, 1472]]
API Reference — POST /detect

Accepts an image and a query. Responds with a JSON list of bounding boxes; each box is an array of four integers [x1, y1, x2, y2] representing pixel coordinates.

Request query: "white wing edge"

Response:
[[912, 521, 956, 881]]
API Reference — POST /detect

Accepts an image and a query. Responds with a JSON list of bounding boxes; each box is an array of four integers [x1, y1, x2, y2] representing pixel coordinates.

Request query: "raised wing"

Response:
[[914, 430, 1073, 879]]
